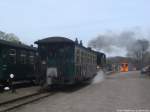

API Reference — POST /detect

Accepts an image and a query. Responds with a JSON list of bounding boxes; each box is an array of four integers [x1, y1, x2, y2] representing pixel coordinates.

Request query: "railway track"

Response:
[[0, 92, 55, 112]]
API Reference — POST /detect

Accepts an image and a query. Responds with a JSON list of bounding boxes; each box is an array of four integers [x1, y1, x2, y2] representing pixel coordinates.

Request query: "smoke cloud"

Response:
[[88, 30, 150, 56]]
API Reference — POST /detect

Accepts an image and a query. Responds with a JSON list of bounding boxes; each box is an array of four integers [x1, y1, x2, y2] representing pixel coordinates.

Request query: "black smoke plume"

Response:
[[88, 30, 150, 56]]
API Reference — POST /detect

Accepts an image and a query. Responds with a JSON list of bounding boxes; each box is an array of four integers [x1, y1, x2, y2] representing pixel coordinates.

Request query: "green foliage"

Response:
[[0, 31, 20, 43]]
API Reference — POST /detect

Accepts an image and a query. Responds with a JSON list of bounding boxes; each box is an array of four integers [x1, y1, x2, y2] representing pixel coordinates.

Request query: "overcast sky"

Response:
[[0, 0, 150, 56]]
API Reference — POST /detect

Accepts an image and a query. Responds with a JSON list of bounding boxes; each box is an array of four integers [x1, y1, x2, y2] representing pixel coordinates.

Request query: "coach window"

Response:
[[83, 52, 85, 63], [89, 54, 91, 64], [92, 55, 93, 64], [91, 55, 94, 64], [81, 51, 84, 64], [0, 46, 1, 54], [88, 54, 91, 64], [85, 52, 87, 63], [29, 52, 34, 64], [91, 55, 93, 64], [102, 55, 105, 61], [88, 53, 90, 64], [90, 55, 92, 64], [20, 50, 27, 64], [76, 49, 80, 64], [0, 46, 2, 58], [9, 49, 16, 64], [93, 55, 95, 64]]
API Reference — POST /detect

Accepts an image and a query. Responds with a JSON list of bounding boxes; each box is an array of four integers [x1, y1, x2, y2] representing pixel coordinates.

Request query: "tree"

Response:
[[0, 31, 20, 43], [127, 39, 149, 69], [5, 33, 20, 43], [0, 31, 6, 40]]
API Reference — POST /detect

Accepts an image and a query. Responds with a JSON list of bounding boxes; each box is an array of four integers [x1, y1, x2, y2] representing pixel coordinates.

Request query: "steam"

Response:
[[88, 30, 150, 56], [92, 71, 105, 84]]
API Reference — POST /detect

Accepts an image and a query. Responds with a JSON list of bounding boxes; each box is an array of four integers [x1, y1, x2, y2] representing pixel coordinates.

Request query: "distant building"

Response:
[[107, 56, 137, 72]]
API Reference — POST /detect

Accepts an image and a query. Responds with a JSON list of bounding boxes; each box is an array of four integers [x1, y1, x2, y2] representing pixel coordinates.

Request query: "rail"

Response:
[[0, 92, 55, 112]]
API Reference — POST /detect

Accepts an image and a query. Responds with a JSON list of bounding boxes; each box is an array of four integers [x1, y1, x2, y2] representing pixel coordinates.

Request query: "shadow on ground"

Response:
[[48, 82, 90, 93]]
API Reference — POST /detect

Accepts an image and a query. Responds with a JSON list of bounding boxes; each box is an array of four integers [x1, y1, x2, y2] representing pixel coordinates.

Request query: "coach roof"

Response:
[[0, 39, 36, 51], [35, 36, 75, 44]]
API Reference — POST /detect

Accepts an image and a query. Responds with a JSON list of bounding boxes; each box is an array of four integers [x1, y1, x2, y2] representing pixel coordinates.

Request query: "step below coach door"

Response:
[[46, 67, 57, 85]]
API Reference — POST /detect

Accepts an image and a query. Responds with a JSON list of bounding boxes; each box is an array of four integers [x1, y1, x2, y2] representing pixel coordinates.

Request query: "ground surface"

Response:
[[10, 71, 150, 112], [0, 86, 40, 104]]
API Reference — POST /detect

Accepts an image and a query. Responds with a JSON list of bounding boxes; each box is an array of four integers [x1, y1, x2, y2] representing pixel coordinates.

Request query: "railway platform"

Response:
[[0, 86, 40, 105]]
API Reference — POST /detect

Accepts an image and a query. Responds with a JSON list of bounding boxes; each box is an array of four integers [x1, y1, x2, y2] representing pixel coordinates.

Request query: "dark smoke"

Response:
[[88, 30, 150, 56]]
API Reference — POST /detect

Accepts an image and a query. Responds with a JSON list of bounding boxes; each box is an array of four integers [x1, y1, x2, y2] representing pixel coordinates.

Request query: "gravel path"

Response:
[[10, 71, 150, 112]]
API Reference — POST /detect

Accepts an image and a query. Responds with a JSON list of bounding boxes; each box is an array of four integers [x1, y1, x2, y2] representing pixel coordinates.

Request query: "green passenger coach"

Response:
[[0, 39, 37, 86], [35, 37, 97, 86]]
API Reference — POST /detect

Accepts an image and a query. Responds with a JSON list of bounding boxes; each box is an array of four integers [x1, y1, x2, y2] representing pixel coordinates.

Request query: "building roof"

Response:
[[0, 39, 36, 51], [35, 36, 74, 44]]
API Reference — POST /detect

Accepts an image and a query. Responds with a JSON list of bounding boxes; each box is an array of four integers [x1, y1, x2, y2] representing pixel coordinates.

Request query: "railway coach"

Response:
[[35, 37, 98, 87], [0, 39, 37, 86]]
